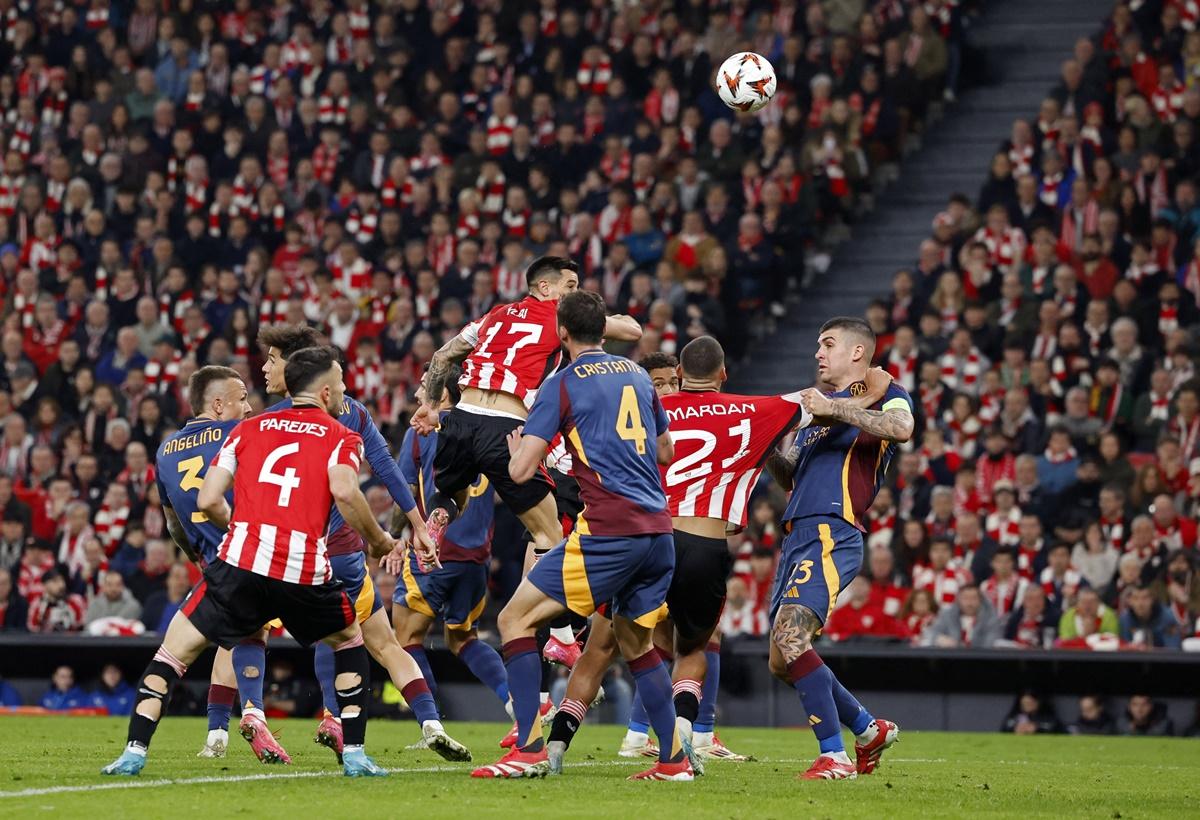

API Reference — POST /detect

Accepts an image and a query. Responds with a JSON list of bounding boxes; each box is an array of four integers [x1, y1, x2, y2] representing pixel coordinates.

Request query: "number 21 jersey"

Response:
[[211, 406, 364, 585], [660, 390, 812, 529]]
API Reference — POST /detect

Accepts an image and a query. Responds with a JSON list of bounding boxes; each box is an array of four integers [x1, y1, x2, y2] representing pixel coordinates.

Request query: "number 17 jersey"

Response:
[[458, 296, 562, 408], [660, 390, 812, 529]]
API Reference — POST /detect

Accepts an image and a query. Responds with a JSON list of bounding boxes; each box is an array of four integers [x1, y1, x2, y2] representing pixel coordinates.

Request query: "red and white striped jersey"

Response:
[[458, 296, 563, 408], [659, 390, 811, 528], [210, 406, 363, 586]]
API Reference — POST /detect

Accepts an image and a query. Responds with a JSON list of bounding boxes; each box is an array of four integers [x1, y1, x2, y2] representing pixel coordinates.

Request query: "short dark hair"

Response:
[[639, 352, 678, 372], [557, 291, 606, 344], [525, 255, 577, 289], [819, 316, 876, 357], [284, 346, 339, 396], [257, 323, 321, 360], [187, 365, 243, 416], [679, 336, 725, 380]]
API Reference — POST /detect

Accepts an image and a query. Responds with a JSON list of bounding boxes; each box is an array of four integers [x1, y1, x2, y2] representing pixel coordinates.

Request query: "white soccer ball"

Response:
[[715, 51, 777, 113]]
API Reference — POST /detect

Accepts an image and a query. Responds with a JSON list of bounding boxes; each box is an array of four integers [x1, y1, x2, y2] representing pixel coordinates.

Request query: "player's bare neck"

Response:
[[832, 368, 868, 392], [567, 343, 604, 360], [290, 395, 323, 411], [681, 378, 721, 392]]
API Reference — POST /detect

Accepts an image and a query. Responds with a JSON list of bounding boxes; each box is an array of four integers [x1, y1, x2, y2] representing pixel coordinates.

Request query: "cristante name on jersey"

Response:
[[570, 358, 641, 378], [259, 417, 329, 436], [160, 426, 223, 455], [666, 401, 758, 422]]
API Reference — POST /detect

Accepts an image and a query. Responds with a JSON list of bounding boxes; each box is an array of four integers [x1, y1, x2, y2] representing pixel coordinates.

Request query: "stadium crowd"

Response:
[[789, 0, 1200, 654], [0, 0, 964, 640]]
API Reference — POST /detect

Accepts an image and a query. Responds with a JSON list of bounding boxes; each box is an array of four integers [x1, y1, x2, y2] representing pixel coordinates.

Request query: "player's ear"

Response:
[[719, 365, 728, 383]]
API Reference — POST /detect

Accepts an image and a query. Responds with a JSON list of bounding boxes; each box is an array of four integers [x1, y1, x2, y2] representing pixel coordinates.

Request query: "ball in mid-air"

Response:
[[716, 51, 777, 113]]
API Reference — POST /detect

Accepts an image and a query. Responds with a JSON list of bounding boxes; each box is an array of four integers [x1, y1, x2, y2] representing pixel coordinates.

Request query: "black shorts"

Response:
[[434, 407, 553, 516], [665, 531, 734, 648], [551, 469, 583, 522], [181, 560, 355, 649]]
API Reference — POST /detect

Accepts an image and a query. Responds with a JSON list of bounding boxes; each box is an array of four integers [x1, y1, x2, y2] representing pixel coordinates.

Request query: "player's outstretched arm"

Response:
[[800, 389, 915, 443], [507, 427, 550, 484], [329, 463, 402, 561], [603, 314, 643, 342], [423, 333, 475, 406], [197, 465, 234, 530], [163, 504, 200, 564]]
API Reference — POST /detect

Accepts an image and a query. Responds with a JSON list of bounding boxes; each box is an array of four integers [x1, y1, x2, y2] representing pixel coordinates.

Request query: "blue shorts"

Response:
[[527, 529, 674, 627], [393, 554, 489, 632], [330, 551, 382, 624], [770, 516, 864, 624]]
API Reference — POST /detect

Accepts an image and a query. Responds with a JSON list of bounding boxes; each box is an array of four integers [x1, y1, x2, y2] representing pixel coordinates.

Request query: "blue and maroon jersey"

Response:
[[398, 424, 494, 564], [155, 418, 239, 565], [782, 382, 913, 530], [523, 350, 672, 536]]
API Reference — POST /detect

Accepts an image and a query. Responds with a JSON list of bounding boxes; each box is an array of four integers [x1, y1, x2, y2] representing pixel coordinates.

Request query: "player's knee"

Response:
[[768, 653, 790, 682]]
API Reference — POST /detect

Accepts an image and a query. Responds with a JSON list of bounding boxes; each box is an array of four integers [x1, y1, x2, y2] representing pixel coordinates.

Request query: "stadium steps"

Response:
[[730, 0, 1101, 394]]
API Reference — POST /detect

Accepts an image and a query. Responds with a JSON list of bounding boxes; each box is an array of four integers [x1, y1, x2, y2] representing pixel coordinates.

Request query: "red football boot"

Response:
[[799, 755, 857, 780], [627, 758, 694, 781], [854, 718, 900, 775], [471, 747, 550, 778]]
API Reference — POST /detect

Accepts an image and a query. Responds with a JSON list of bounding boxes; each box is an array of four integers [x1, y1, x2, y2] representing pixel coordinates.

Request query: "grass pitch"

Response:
[[0, 717, 1194, 818]]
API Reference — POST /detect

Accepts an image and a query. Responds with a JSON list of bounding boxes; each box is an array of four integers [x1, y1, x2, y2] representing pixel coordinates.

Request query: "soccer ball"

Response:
[[715, 51, 777, 113]]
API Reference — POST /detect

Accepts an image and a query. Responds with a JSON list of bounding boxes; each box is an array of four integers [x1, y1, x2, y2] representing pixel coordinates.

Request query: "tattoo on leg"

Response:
[[771, 604, 822, 665]]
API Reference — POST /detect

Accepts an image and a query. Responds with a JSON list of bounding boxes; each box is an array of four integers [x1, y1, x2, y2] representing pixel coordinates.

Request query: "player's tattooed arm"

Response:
[[765, 442, 800, 491], [423, 333, 476, 405], [163, 505, 200, 564], [771, 604, 823, 663], [197, 465, 234, 530], [603, 313, 643, 341], [800, 389, 914, 443]]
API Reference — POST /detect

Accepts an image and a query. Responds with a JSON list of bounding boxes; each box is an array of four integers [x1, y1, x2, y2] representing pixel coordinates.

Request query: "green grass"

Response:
[[0, 717, 1195, 818]]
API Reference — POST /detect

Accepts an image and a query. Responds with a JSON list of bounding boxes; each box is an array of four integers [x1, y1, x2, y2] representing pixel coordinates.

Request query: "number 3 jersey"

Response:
[[210, 406, 364, 585], [458, 296, 563, 408], [155, 418, 240, 565], [659, 390, 812, 529], [524, 350, 672, 536]]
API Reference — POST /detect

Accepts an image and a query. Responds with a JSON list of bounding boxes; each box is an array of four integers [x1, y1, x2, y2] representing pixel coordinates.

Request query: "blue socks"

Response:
[[787, 650, 843, 754], [312, 640, 339, 716], [457, 637, 510, 704], [207, 684, 234, 730], [231, 640, 266, 713], [401, 678, 439, 725], [832, 677, 874, 736], [628, 691, 650, 734], [694, 643, 721, 733], [403, 644, 439, 699], [502, 637, 544, 752], [628, 650, 684, 764]]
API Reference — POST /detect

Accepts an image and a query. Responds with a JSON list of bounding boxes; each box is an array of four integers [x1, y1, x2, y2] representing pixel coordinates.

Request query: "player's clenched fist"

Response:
[[798, 388, 834, 417]]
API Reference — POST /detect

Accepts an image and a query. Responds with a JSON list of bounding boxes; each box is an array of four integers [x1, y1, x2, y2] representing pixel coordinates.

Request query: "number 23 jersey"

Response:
[[659, 390, 812, 529], [210, 406, 364, 585]]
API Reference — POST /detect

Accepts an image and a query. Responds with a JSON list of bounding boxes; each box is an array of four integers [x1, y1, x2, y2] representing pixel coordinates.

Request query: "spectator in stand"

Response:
[[140, 561, 190, 633], [0, 676, 20, 707], [720, 575, 766, 638], [899, 588, 939, 645], [1119, 694, 1175, 736], [40, 665, 88, 711], [1003, 584, 1059, 649], [922, 585, 1001, 648], [89, 663, 134, 716], [1068, 695, 1117, 735], [1058, 587, 1120, 646], [824, 577, 904, 643], [0, 566, 28, 631], [124, 538, 171, 604], [26, 567, 85, 633], [1119, 585, 1183, 650], [1072, 521, 1119, 592], [1001, 690, 1063, 734], [83, 569, 142, 627]]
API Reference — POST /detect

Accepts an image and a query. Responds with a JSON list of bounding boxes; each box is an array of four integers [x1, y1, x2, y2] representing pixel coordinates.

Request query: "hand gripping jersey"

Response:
[[273, 394, 416, 553], [399, 424, 495, 563], [458, 296, 563, 408], [155, 418, 239, 565], [660, 390, 812, 528], [211, 406, 364, 585], [523, 350, 671, 536], [783, 382, 913, 530]]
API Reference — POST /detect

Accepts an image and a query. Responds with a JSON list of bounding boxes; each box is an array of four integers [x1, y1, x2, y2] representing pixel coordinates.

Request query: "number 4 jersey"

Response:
[[660, 389, 813, 529], [210, 406, 364, 585], [458, 296, 562, 408]]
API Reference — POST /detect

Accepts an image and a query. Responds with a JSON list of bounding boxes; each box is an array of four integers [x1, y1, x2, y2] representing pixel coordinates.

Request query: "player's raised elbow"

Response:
[[329, 467, 359, 505], [888, 412, 915, 444]]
